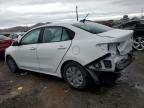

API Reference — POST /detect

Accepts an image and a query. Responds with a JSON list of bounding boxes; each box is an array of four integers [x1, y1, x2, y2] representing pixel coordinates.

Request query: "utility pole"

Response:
[[76, 5, 79, 21]]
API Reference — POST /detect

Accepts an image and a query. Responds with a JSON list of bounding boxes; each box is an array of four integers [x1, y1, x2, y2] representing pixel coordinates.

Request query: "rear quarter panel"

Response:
[[56, 31, 109, 77]]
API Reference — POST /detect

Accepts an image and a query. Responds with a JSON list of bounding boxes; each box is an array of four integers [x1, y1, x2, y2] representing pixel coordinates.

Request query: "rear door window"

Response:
[[42, 27, 72, 43], [42, 27, 62, 43]]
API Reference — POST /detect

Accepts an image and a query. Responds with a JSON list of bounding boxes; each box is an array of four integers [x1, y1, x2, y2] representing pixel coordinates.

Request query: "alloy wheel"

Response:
[[133, 37, 144, 50], [65, 66, 84, 88]]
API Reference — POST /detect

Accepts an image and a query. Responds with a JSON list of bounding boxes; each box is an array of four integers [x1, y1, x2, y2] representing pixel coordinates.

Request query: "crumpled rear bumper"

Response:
[[115, 51, 134, 71], [85, 51, 134, 73], [85, 51, 134, 84]]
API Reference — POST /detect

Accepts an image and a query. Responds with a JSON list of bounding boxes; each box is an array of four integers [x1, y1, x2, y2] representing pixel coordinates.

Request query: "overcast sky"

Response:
[[0, 0, 144, 28]]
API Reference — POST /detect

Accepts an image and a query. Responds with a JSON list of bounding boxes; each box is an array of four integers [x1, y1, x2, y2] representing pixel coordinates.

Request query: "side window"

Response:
[[43, 27, 62, 43], [21, 29, 40, 45], [62, 29, 70, 41]]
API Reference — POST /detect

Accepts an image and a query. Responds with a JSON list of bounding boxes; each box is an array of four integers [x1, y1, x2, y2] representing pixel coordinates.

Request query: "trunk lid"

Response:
[[97, 29, 133, 40], [97, 29, 133, 55]]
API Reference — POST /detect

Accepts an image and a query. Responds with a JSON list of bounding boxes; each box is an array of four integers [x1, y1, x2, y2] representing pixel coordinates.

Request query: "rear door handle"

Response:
[[29, 47, 36, 50], [57, 46, 67, 50]]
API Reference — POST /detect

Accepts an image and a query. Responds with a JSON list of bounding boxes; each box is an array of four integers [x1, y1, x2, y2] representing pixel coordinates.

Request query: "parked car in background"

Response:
[[113, 20, 144, 50], [5, 22, 134, 90], [0, 35, 13, 56], [0, 33, 11, 37], [9, 32, 25, 41]]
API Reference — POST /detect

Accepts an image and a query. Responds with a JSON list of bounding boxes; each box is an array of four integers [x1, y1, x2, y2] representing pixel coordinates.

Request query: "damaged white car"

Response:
[[5, 21, 134, 89]]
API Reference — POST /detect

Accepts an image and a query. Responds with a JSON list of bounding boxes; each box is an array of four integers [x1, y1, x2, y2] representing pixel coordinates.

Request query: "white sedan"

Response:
[[5, 21, 134, 89]]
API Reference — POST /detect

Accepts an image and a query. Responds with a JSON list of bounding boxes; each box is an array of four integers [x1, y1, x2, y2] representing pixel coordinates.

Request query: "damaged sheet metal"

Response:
[[97, 29, 133, 44], [118, 38, 133, 55]]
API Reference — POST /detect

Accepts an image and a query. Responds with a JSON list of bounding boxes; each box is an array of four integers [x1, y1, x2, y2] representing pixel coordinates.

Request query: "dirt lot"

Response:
[[0, 52, 144, 108]]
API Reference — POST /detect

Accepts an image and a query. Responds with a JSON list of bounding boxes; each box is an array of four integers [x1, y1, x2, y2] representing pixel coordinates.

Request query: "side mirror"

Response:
[[12, 41, 19, 46]]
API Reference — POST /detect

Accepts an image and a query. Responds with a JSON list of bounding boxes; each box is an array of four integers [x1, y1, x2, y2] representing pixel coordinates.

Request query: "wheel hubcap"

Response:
[[66, 66, 83, 87], [133, 37, 144, 50]]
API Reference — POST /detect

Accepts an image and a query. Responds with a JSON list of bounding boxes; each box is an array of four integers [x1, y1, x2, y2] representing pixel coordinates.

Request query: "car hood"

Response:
[[97, 29, 133, 42]]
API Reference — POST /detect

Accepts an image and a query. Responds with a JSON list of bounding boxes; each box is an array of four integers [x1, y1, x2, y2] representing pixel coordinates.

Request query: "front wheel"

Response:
[[7, 56, 19, 73], [63, 62, 91, 90]]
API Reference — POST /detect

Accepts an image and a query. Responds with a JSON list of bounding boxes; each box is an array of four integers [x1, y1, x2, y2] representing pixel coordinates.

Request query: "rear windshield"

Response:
[[72, 22, 113, 34], [0, 35, 7, 40]]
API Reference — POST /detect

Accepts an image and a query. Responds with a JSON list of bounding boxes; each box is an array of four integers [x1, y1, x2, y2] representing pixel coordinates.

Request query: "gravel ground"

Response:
[[0, 51, 144, 108]]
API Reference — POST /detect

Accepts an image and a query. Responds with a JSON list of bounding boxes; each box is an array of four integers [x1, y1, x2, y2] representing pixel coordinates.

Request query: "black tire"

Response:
[[62, 61, 92, 90], [6, 56, 19, 73]]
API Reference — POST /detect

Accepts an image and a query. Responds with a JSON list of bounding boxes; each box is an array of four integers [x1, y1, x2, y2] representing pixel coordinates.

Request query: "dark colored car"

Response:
[[0, 35, 12, 56], [113, 20, 144, 50]]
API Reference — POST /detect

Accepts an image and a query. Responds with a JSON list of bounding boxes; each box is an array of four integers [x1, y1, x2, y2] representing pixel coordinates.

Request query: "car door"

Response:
[[37, 26, 72, 73], [16, 28, 41, 71]]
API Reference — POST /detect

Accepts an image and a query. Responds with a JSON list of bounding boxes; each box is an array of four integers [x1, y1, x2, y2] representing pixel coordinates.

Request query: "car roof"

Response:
[[28, 21, 107, 33], [37, 22, 75, 28], [29, 22, 85, 32], [32, 21, 106, 30], [29, 23, 71, 31]]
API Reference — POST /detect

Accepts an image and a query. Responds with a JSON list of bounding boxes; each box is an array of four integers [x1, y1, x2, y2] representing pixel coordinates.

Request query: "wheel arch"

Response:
[[6, 54, 13, 59], [5, 54, 17, 65], [60, 60, 84, 78], [5, 54, 12, 61]]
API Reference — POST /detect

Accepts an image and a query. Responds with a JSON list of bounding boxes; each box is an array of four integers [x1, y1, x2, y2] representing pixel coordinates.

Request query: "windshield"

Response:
[[73, 22, 113, 34]]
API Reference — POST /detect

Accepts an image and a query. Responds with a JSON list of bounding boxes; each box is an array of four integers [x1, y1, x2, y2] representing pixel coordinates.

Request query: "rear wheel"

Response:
[[7, 56, 19, 73], [133, 37, 144, 50], [62, 62, 91, 90]]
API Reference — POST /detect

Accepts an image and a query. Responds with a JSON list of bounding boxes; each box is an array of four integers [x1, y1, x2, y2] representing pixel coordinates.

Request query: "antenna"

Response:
[[84, 13, 89, 20], [82, 13, 90, 23], [76, 5, 79, 21]]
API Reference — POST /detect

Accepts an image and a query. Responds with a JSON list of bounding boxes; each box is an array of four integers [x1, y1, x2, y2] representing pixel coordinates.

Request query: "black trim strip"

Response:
[[85, 53, 111, 67]]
